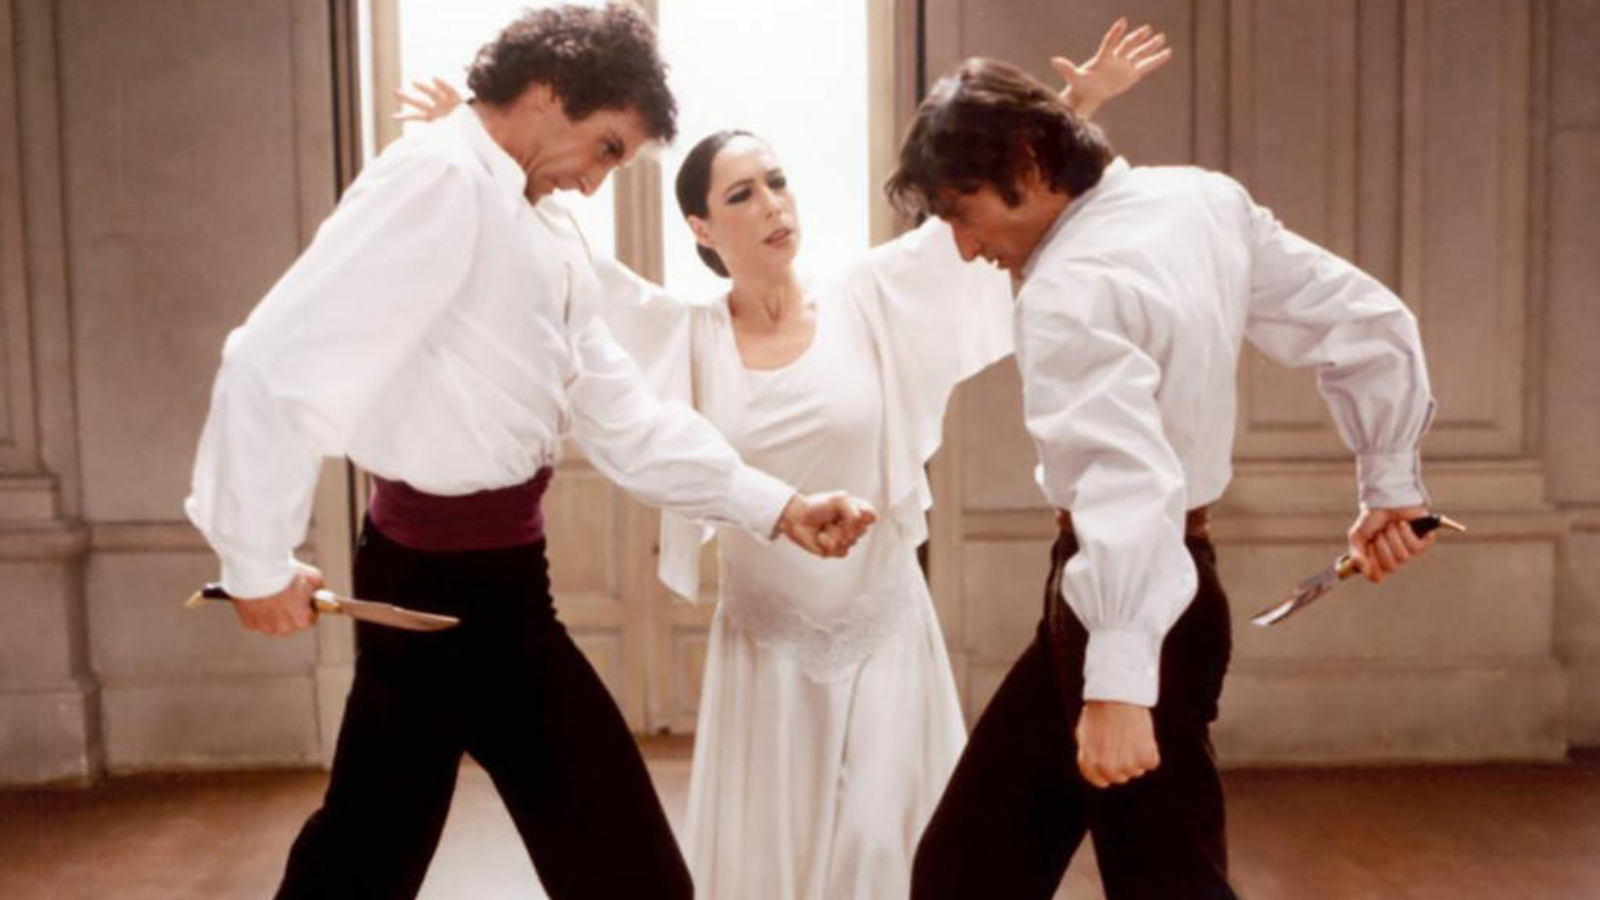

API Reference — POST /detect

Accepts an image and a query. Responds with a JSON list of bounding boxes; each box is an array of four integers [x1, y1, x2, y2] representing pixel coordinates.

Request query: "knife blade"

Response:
[[1250, 514, 1467, 627], [185, 584, 460, 632]]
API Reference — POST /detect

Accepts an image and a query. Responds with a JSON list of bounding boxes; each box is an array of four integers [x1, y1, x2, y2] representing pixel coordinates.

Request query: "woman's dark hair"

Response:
[[674, 129, 756, 278], [886, 58, 1112, 217], [467, 2, 676, 142]]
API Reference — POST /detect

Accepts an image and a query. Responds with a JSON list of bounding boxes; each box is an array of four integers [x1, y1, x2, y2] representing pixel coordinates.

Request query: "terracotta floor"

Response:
[[4, 744, 1599, 899]]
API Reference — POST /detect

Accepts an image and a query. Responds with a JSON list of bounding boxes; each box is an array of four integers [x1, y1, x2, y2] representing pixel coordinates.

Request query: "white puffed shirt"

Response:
[[186, 106, 794, 598], [1016, 158, 1435, 707]]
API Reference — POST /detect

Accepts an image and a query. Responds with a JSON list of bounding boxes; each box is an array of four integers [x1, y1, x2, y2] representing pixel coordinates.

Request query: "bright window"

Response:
[[384, 1, 872, 285], [657, 0, 871, 300]]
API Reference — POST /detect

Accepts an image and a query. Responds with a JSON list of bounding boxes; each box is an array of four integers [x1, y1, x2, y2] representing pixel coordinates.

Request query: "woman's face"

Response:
[[689, 136, 800, 279]]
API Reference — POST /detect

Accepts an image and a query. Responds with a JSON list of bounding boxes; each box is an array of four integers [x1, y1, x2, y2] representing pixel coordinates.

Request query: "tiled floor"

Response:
[[5, 743, 1599, 899]]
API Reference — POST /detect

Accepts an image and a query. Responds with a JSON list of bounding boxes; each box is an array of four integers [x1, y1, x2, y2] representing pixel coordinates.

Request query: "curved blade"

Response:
[[1251, 513, 1467, 628], [1251, 564, 1341, 627], [328, 596, 459, 632], [186, 584, 459, 632]]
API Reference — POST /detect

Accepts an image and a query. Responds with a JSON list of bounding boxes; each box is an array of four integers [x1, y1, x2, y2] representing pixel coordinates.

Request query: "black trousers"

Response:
[[911, 531, 1238, 900], [275, 523, 691, 900]]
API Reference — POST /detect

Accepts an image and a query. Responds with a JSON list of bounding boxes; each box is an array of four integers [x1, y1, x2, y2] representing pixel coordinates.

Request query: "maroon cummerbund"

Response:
[[368, 467, 554, 552]]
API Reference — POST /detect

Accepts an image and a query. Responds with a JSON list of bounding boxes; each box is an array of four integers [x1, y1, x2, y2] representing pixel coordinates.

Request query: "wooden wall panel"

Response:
[[0, 0, 37, 467]]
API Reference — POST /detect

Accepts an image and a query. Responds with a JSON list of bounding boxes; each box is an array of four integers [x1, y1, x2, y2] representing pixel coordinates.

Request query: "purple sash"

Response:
[[368, 468, 553, 552]]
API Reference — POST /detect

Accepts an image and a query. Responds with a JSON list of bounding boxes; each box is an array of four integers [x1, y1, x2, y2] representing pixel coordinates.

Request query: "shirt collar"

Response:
[[447, 105, 531, 209], [1019, 156, 1131, 282]]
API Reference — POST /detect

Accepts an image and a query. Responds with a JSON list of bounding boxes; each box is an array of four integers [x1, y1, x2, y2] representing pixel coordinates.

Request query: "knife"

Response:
[[1250, 514, 1467, 627], [185, 584, 460, 632]]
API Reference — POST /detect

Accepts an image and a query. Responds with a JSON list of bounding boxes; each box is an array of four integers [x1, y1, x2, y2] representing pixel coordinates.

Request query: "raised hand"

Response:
[[1347, 505, 1437, 585], [393, 77, 464, 124], [777, 491, 878, 558], [1052, 17, 1173, 121]]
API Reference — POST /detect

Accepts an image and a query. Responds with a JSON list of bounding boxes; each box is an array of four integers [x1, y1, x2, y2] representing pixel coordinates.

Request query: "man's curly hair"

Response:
[[467, 2, 677, 142]]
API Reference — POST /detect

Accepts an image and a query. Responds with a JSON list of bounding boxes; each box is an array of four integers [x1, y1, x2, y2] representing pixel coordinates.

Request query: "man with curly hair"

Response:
[[186, 4, 874, 898]]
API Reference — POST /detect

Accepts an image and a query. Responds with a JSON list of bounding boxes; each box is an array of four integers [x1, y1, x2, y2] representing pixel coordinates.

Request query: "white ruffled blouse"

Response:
[[592, 220, 1013, 676]]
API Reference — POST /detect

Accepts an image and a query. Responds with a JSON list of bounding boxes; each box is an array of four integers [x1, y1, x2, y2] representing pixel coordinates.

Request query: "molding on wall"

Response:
[[955, 458, 1561, 524], [0, 473, 58, 522], [1216, 658, 1568, 764], [10, 0, 82, 519], [87, 521, 208, 554], [0, 521, 88, 560], [0, 0, 41, 471]]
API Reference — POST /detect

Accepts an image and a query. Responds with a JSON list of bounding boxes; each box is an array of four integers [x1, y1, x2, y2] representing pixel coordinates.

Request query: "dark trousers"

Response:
[[275, 523, 691, 900], [912, 531, 1238, 900]]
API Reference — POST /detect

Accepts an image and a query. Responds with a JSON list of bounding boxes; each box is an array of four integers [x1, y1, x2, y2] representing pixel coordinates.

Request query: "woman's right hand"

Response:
[[393, 77, 464, 124]]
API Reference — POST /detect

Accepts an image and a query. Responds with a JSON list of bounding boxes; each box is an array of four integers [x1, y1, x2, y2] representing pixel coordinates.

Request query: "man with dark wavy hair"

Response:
[[889, 58, 1436, 899], [186, 4, 874, 898]]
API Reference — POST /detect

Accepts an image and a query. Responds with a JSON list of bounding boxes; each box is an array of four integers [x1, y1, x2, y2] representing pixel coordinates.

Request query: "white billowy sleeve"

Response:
[[1017, 267, 1198, 708], [1237, 183, 1435, 508], [846, 218, 1014, 544], [566, 271, 795, 550], [584, 254, 716, 602], [185, 154, 480, 598], [587, 255, 698, 408]]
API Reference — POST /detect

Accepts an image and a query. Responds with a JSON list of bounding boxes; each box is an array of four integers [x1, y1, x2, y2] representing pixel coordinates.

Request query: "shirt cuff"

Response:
[[1357, 450, 1429, 510], [725, 465, 796, 541], [221, 555, 299, 601], [1082, 629, 1162, 708]]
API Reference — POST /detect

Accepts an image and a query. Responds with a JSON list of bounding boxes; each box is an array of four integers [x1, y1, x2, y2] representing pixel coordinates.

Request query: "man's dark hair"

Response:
[[674, 129, 756, 278], [467, 2, 677, 142], [886, 58, 1112, 217]]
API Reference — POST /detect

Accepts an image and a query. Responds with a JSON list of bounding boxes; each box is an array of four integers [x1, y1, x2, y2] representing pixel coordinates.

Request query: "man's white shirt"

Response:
[[1015, 158, 1434, 707], [187, 106, 793, 598]]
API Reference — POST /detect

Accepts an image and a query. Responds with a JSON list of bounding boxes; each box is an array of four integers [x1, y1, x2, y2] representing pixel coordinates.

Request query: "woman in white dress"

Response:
[[399, 19, 1168, 898]]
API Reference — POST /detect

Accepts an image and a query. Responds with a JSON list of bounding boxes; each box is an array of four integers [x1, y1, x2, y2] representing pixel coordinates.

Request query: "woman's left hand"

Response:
[[1053, 17, 1172, 121]]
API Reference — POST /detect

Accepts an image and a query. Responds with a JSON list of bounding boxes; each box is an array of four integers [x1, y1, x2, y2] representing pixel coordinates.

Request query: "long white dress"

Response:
[[589, 219, 1013, 900]]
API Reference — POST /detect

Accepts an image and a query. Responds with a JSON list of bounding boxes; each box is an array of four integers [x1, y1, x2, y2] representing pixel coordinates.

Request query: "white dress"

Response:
[[590, 219, 1013, 900]]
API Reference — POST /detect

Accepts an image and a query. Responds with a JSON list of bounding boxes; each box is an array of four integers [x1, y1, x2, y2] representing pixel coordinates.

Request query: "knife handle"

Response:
[[312, 590, 341, 614], [184, 582, 232, 608], [1410, 515, 1445, 537], [1407, 513, 1469, 538], [184, 582, 340, 614], [1335, 513, 1466, 580]]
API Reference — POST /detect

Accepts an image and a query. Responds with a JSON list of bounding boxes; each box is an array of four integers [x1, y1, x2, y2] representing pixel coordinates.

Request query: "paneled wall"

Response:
[[539, 461, 661, 731], [922, 0, 1582, 763], [0, 0, 355, 783], [1547, 0, 1600, 745], [63, 0, 349, 774], [1, 0, 92, 785]]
